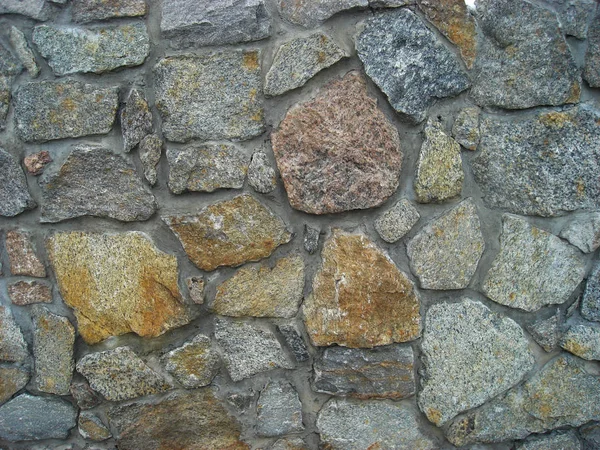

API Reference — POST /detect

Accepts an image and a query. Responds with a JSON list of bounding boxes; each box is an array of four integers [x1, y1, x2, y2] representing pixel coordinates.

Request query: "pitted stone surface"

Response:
[[272, 72, 402, 214], [248, 149, 277, 194], [9, 27, 39, 78], [120, 89, 152, 153], [452, 107, 480, 151], [560, 322, 600, 360], [584, 11, 600, 87], [5, 230, 46, 277], [0, 148, 35, 217], [256, 380, 304, 437], [72, 0, 146, 23], [547, 0, 596, 39], [78, 411, 111, 441], [139, 134, 162, 186], [0, 306, 28, 363], [374, 199, 420, 243], [526, 309, 562, 352], [517, 431, 581, 450], [582, 263, 600, 321], [161, 334, 219, 389], [560, 212, 600, 253], [0, 367, 29, 406], [0, 0, 56, 20]]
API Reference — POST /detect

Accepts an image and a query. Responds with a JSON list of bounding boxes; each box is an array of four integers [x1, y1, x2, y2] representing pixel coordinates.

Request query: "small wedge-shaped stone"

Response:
[[33, 23, 149, 76], [526, 309, 562, 352], [248, 149, 277, 194], [582, 263, 600, 321], [483, 215, 586, 312], [560, 212, 600, 253], [304, 230, 421, 348], [161, 334, 219, 389], [0, 306, 28, 363], [560, 321, 600, 360], [212, 255, 304, 318], [73, 0, 146, 23], [163, 194, 291, 271], [14, 80, 118, 142], [39, 144, 156, 223], [0, 148, 35, 217], [0, 367, 29, 406], [78, 411, 111, 441], [5, 230, 46, 277], [139, 134, 162, 186], [517, 431, 581, 450], [70, 381, 101, 410], [0, 0, 57, 20], [407, 199, 484, 290], [584, 11, 600, 87], [77, 347, 171, 402], [452, 107, 480, 151], [278, 324, 309, 362], [9, 27, 40, 78], [120, 89, 152, 152], [374, 198, 420, 243], [47, 231, 191, 344], [256, 380, 304, 437]]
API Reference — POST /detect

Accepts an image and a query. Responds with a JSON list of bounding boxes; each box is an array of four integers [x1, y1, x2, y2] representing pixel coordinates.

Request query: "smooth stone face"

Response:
[[526, 310, 562, 352], [23, 151, 52, 176], [248, 149, 277, 194], [0, 0, 56, 20], [374, 199, 420, 243], [139, 134, 162, 186], [256, 381, 304, 437], [303, 225, 320, 254], [214, 318, 294, 381], [0, 306, 28, 363], [5, 230, 46, 277], [313, 345, 415, 399], [547, 0, 596, 39], [356, 9, 470, 123], [560, 322, 600, 360], [452, 107, 480, 151], [212, 255, 304, 318], [14, 80, 118, 143], [161, 0, 271, 48], [167, 143, 249, 194], [70, 381, 101, 410], [163, 194, 291, 272], [483, 215, 586, 312], [78, 411, 111, 441], [304, 230, 421, 348], [120, 89, 152, 153], [0, 394, 76, 441], [471, 0, 580, 109], [272, 72, 402, 214], [419, 298, 534, 426], [77, 346, 171, 402], [154, 51, 265, 142], [33, 23, 149, 76], [9, 27, 40, 78], [517, 431, 581, 450], [47, 231, 191, 344], [407, 199, 484, 290], [161, 334, 219, 389], [277, 324, 309, 362], [72, 0, 146, 23], [0, 148, 36, 217], [560, 212, 600, 253], [317, 398, 438, 450], [582, 264, 600, 321], [584, 12, 600, 87], [186, 277, 205, 304], [0, 367, 29, 406]]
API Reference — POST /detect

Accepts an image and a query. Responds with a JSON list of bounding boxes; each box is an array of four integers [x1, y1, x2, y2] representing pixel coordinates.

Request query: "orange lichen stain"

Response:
[[61, 98, 77, 112], [317, 51, 327, 64], [575, 178, 586, 199], [242, 51, 259, 71], [566, 82, 581, 104], [540, 111, 573, 128], [427, 408, 443, 425], [561, 339, 589, 358]]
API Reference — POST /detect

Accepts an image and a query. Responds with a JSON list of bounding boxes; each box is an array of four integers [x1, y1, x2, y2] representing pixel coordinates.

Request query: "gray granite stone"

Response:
[[526, 309, 562, 352], [120, 89, 152, 153], [0, 305, 28, 363], [271, 437, 309, 450], [161, 334, 219, 389], [277, 324, 309, 362], [0, 0, 57, 20], [0, 148, 36, 217], [72, 0, 146, 23], [9, 27, 40, 78], [374, 199, 420, 243], [248, 149, 277, 194], [560, 212, 600, 253], [0, 367, 29, 406], [582, 263, 600, 322], [139, 134, 162, 186], [304, 225, 320, 254], [517, 431, 581, 450], [256, 380, 303, 437], [277, 0, 366, 27], [0, 42, 22, 77], [547, 0, 596, 39], [77, 412, 111, 441], [560, 321, 600, 360], [452, 107, 480, 151], [584, 11, 600, 87]]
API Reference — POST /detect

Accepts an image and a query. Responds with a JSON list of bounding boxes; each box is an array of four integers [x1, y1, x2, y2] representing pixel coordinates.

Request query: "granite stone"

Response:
[[5, 230, 46, 277], [517, 431, 581, 450], [161, 334, 219, 389], [582, 263, 600, 322], [0, 367, 29, 406], [547, 0, 596, 39], [0, 0, 57, 20], [248, 149, 277, 194], [256, 380, 304, 437], [584, 11, 600, 87], [526, 309, 562, 352], [452, 107, 480, 151], [138, 134, 162, 186], [277, 324, 309, 362], [560, 212, 600, 253], [0, 148, 35, 217], [23, 151, 52, 176], [9, 27, 40, 78], [70, 381, 101, 410], [186, 277, 205, 305], [8, 280, 52, 305], [374, 198, 420, 243], [0, 306, 28, 363], [72, 0, 146, 23], [77, 412, 111, 441], [120, 89, 152, 153], [560, 321, 600, 360]]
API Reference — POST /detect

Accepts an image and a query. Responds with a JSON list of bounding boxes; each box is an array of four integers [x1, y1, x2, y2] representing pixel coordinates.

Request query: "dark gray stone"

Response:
[[0, 305, 29, 363], [580, 422, 600, 449], [277, 324, 309, 362], [584, 11, 600, 87], [139, 134, 162, 186], [248, 149, 276, 194], [560, 212, 600, 253], [526, 309, 562, 352], [72, 0, 146, 23], [0, 148, 36, 217], [582, 263, 600, 322], [547, 0, 596, 39], [0, 0, 57, 20], [120, 89, 152, 153], [0, 76, 11, 131], [9, 27, 39, 78], [256, 380, 303, 437], [374, 198, 420, 243]]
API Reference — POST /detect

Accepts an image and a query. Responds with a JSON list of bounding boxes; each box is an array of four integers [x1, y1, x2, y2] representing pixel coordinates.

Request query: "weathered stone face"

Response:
[[9, 26, 39, 78], [256, 380, 304, 437], [452, 107, 480, 151], [72, 0, 147, 23], [517, 431, 581, 450], [526, 310, 562, 352], [0, 148, 36, 217], [582, 263, 600, 322], [0, 367, 29, 406], [375, 199, 420, 243], [303, 230, 421, 348], [277, 324, 309, 362], [0, 0, 56, 20], [120, 88, 152, 153], [560, 212, 600, 253], [248, 149, 277, 194], [560, 322, 600, 360], [584, 11, 600, 87], [547, 0, 596, 39], [139, 134, 162, 186], [161, 334, 219, 389], [78, 411, 111, 441], [0, 305, 29, 363], [23, 151, 52, 176], [5, 230, 45, 277]]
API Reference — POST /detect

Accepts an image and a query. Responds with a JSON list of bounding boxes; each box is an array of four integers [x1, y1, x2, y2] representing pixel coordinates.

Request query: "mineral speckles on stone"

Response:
[[167, 143, 249, 194], [419, 298, 534, 426], [582, 264, 600, 321], [277, 0, 366, 27], [39, 144, 156, 223], [452, 107, 480, 151], [356, 8, 470, 123], [120, 89, 152, 153], [47, 231, 191, 344], [154, 50, 265, 142], [70, 382, 101, 410], [0, 306, 28, 363], [517, 431, 581, 450], [14, 80, 118, 143], [265, 33, 347, 96], [313, 345, 415, 399], [560, 212, 600, 253], [374, 199, 420, 243], [0, 148, 35, 217], [303, 225, 320, 254], [526, 310, 562, 352], [24, 151, 52, 176], [8, 280, 52, 305], [0, 367, 29, 406], [5, 230, 46, 277], [271, 437, 309, 450], [161, 334, 219, 389], [78, 412, 111, 441], [471, 0, 580, 109], [407, 199, 484, 290], [77, 347, 171, 402], [163, 194, 291, 271], [0, 77, 12, 131], [303, 230, 421, 348], [560, 322, 600, 360], [483, 215, 586, 312], [272, 72, 402, 214], [139, 134, 162, 186], [186, 277, 205, 304], [248, 149, 277, 194], [584, 11, 600, 87], [0, 0, 57, 20], [277, 324, 309, 362], [548, 0, 596, 39], [212, 255, 304, 318], [256, 381, 304, 437], [72, 0, 146, 23], [214, 318, 293, 381], [9, 27, 40, 78]]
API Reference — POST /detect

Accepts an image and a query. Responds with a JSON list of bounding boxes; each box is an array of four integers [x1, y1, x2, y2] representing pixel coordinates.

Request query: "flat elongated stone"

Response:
[[526, 309, 562, 352], [9, 280, 51, 306], [0, 76, 12, 131], [560, 322, 600, 360], [14, 80, 118, 142], [47, 231, 191, 344], [248, 149, 277, 194], [304, 230, 421, 348], [0, 43, 20, 131], [39, 144, 156, 223], [277, 324, 309, 362], [163, 194, 291, 271], [154, 51, 264, 143], [33, 23, 149, 75], [9, 27, 40, 78], [560, 212, 600, 253], [120, 89, 152, 153], [471, 0, 580, 109], [584, 11, 600, 87], [374, 199, 420, 243], [139, 134, 162, 186], [272, 72, 402, 214], [452, 107, 480, 151], [212, 255, 304, 318], [419, 298, 534, 426], [0, 367, 29, 406], [313, 345, 415, 399], [0, 148, 35, 217], [0, 306, 28, 363], [73, 0, 146, 23], [407, 199, 484, 290], [78, 412, 111, 441], [548, 0, 596, 39], [582, 263, 600, 321], [161, 334, 219, 389], [483, 215, 586, 312], [0, 0, 57, 20], [256, 381, 304, 437], [5, 230, 45, 277], [356, 9, 470, 123], [517, 431, 581, 450]]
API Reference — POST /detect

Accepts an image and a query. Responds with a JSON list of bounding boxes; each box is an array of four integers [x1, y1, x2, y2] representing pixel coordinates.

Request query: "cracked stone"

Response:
[[256, 380, 304, 437], [186, 277, 205, 305], [526, 309, 562, 352], [8, 280, 52, 305], [23, 151, 52, 176], [374, 198, 420, 243], [584, 11, 600, 87], [560, 321, 600, 360], [120, 89, 152, 153], [560, 212, 600, 253], [161, 334, 219, 389], [517, 431, 581, 450], [72, 0, 146, 23], [5, 230, 46, 277], [0, 148, 36, 217], [139, 134, 162, 186], [582, 263, 600, 321], [248, 149, 277, 194], [0, 306, 28, 363], [9, 27, 40, 78], [0, 367, 29, 406], [78, 412, 111, 441], [452, 107, 480, 151], [277, 324, 309, 362]]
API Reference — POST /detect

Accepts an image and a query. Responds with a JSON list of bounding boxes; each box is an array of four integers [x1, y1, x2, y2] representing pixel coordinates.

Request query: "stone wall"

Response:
[[0, 0, 599, 449]]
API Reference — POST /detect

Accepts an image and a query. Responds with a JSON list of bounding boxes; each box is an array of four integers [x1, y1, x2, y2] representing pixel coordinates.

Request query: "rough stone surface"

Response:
[[560, 212, 600, 253], [582, 263, 600, 322], [0, 76, 12, 131], [277, 324, 309, 362], [548, 0, 596, 39], [5, 230, 46, 277], [72, 0, 146, 23], [407, 199, 484, 290], [452, 107, 480, 151], [248, 149, 277, 194], [120, 89, 152, 153], [256, 380, 304, 437], [585, 12, 600, 87], [317, 398, 438, 450], [39, 144, 156, 223], [483, 215, 586, 311], [313, 344, 415, 399], [78, 412, 111, 441], [580, 422, 600, 449], [70, 382, 101, 410], [167, 143, 249, 194], [356, 8, 470, 123], [214, 317, 294, 381], [163, 194, 291, 271], [47, 231, 191, 344], [0, 394, 76, 441], [303, 225, 320, 254], [139, 134, 162, 186], [0, 0, 56, 20], [14, 80, 118, 143], [160, 0, 271, 48], [526, 309, 562, 352], [0, 367, 28, 406], [374, 198, 420, 243], [0, 306, 28, 363], [8, 280, 52, 305], [272, 72, 402, 214], [154, 51, 265, 142], [277, 0, 366, 27], [265, 33, 347, 96], [271, 437, 309, 450], [32, 23, 149, 76], [304, 230, 421, 348], [9, 27, 40, 78], [212, 255, 304, 318], [77, 346, 171, 402], [161, 334, 219, 389], [186, 277, 205, 304], [23, 151, 52, 176], [471, 0, 580, 109], [0, 148, 35, 217], [517, 430, 581, 450], [560, 322, 600, 360]]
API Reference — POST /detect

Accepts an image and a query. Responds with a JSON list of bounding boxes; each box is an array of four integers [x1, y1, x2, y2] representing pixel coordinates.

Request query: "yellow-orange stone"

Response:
[[47, 231, 191, 344], [303, 230, 421, 348]]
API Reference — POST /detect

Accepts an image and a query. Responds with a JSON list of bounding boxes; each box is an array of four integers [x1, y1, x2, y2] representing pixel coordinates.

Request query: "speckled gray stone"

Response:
[[72, 0, 146, 23], [161, 334, 219, 389], [374, 199, 420, 243], [547, 0, 596, 39], [0, 305, 28, 363], [517, 431, 581, 450], [0, 0, 57, 20], [139, 134, 162, 186], [277, 324, 309, 362], [0, 367, 29, 406], [582, 263, 600, 322], [248, 149, 277, 194], [0, 76, 11, 131], [526, 309, 562, 352], [483, 215, 586, 312], [39, 144, 156, 223], [560, 322, 600, 360], [256, 380, 303, 437], [9, 27, 39, 78], [560, 212, 600, 253], [356, 8, 470, 123], [0, 148, 35, 217], [271, 437, 309, 450], [584, 11, 600, 87], [452, 107, 480, 151], [120, 89, 152, 153], [32, 23, 149, 76], [303, 225, 320, 254], [419, 298, 534, 426], [0, 42, 22, 77], [77, 411, 111, 441]]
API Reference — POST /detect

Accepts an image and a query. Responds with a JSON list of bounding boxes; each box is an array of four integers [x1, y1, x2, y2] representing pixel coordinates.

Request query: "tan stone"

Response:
[[186, 277, 205, 304], [5, 230, 46, 277], [303, 230, 421, 348], [47, 231, 191, 344], [0, 367, 29, 405]]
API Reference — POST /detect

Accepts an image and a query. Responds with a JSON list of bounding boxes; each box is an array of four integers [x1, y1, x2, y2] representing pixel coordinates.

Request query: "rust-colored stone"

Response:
[[8, 280, 52, 305], [5, 230, 46, 277], [23, 151, 52, 175]]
